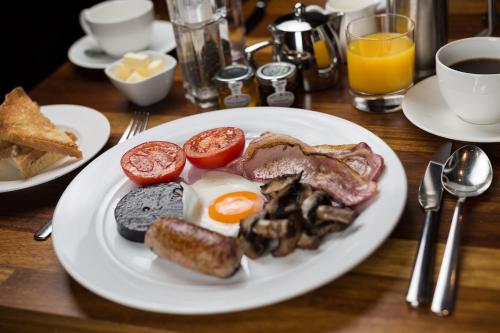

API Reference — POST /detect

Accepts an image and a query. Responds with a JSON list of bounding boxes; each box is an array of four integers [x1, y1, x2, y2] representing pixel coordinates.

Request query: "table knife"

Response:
[[406, 142, 452, 307]]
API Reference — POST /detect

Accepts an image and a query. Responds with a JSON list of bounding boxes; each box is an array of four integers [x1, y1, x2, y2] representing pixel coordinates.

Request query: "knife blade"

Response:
[[418, 142, 453, 211], [406, 142, 452, 308]]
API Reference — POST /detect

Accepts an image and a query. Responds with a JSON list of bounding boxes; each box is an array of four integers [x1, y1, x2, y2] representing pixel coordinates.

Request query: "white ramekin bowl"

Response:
[[105, 50, 176, 107]]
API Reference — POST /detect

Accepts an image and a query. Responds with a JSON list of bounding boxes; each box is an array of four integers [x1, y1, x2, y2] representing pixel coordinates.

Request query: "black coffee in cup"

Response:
[[449, 58, 500, 74]]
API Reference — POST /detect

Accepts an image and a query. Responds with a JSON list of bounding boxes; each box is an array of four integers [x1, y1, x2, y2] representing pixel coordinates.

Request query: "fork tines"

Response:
[[118, 111, 149, 144]]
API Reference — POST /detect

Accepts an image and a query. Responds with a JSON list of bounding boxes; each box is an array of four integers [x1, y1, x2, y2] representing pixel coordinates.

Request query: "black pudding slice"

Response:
[[114, 182, 184, 242]]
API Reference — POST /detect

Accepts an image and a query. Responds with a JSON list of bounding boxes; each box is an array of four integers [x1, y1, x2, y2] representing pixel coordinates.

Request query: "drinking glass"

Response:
[[346, 14, 415, 112], [226, 0, 246, 62]]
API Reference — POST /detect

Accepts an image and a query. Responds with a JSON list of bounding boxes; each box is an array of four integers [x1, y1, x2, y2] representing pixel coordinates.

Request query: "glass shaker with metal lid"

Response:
[[166, 0, 231, 108], [214, 64, 258, 108], [256, 62, 297, 107]]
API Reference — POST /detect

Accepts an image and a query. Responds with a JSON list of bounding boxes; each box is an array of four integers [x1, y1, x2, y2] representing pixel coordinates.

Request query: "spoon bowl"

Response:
[[432, 145, 493, 316], [441, 145, 493, 198]]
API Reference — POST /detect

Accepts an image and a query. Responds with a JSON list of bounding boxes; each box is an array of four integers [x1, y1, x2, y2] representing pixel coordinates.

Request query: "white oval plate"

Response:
[[402, 76, 500, 142], [68, 20, 176, 70], [52, 107, 407, 314], [0, 105, 110, 193]]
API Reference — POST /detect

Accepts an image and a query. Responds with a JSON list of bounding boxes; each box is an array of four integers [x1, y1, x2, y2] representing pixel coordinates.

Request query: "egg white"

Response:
[[181, 171, 263, 237]]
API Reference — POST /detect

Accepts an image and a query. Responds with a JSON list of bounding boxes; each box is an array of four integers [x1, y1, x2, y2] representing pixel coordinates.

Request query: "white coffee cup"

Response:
[[80, 0, 154, 57], [436, 37, 500, 124], [306, 0, 380, 60]]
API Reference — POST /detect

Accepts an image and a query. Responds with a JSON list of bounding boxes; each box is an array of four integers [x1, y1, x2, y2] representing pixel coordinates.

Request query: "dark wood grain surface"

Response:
[[1, 1, 500, 332]]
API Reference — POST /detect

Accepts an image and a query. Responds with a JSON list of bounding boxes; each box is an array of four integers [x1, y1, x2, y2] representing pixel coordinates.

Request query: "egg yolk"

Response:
[[208, 191, 264, 224]]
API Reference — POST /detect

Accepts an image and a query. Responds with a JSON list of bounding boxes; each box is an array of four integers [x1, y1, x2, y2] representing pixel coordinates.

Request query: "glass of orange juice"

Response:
[[346, 14, 415, 112]]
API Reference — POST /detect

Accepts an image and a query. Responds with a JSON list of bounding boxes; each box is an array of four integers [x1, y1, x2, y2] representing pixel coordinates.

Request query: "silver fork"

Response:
[[34, 111, 150, 241]]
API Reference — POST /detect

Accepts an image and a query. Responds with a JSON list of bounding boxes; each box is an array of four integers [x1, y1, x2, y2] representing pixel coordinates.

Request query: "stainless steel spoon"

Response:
[[431, 145, 493, 316], [84, 48, 108, 58]]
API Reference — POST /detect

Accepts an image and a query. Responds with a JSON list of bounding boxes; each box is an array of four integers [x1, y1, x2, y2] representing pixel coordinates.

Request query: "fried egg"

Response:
[[182, 171, 264, 237]]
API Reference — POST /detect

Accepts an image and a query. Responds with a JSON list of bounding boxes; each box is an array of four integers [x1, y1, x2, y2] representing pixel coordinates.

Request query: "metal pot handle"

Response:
[[244, 40, 276, 69], [244, 24, 284, 69], [477, 0, 496, 36]]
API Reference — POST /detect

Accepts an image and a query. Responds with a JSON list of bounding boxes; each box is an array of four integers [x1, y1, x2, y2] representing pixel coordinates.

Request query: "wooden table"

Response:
[[1, 1, 500, 332]]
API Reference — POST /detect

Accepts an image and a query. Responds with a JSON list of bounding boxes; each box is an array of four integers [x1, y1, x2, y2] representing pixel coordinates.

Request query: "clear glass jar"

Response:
[[166, 0, 231, 108], [214, 64, 259, 108], [256, 62, 297, 107]]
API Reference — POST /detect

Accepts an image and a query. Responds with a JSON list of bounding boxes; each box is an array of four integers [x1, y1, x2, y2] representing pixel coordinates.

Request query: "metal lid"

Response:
[[274, 3, 328, 32], [276, 3, 311, 32], [256, 62, 297, 82], [214, 64, 253, 83]]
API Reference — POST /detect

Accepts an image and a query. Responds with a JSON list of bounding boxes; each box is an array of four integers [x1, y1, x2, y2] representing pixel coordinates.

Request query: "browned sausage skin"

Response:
[[145, 217, 243, 278]]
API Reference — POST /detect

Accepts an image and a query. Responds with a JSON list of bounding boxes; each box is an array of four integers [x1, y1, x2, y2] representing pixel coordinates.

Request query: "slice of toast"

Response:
[[5, 131, 79, 179], [9, 146, 65, 179], [0, 141, 15, 159], [0, 87, 82, 158]]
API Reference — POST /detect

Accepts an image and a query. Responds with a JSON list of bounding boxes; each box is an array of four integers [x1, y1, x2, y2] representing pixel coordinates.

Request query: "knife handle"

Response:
[[406, 210, 439, 307]]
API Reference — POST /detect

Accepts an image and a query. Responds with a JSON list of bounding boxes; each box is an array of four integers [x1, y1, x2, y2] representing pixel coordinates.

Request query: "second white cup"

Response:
[[80, 0, 154, 57], [436, 37, 500, 124]]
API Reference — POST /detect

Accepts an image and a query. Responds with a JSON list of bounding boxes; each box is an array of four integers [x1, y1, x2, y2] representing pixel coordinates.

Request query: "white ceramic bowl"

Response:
[[105, 51, 176, 106], [436, 37, 500, 124]]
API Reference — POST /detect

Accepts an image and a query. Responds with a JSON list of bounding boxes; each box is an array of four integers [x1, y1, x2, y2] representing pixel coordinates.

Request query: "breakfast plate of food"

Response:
[[0, 87, 110, 193], [52, 107, 407, 314]]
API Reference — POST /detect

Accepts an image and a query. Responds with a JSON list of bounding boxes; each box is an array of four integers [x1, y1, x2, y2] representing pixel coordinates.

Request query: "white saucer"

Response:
[[0, 105, 110, 193], [68, 20, 176, 69], [402, 76, 500, 142]]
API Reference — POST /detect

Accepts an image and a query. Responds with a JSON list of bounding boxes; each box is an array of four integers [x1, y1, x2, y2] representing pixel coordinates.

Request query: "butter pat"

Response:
[[147, 59, 167, 76], [123, 53, 150, 70], [126, 71, 145, 83], [113, 53, 168, 82], [137, 59, 167, 77], [114, 62, 132, 80]]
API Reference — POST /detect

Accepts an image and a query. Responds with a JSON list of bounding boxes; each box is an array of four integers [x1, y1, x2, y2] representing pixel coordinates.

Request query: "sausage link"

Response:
[[145, 217, 242, 278]]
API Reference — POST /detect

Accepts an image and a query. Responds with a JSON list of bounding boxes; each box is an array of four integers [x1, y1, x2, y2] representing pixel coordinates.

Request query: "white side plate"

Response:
[[0, 104, 110, 193]]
